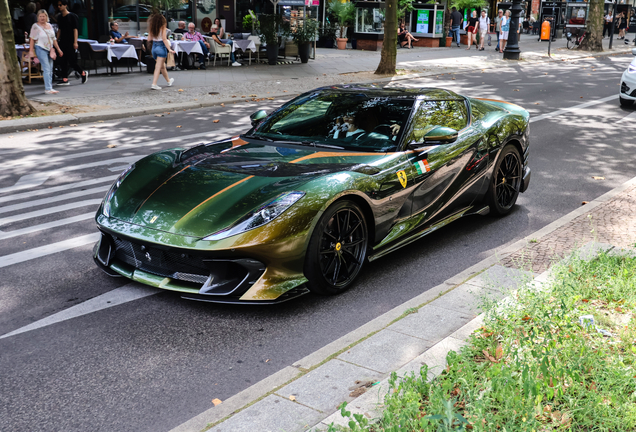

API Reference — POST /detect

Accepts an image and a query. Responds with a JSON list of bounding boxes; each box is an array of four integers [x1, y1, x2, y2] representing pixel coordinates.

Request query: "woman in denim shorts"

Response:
[[148, 13, 175, 90]]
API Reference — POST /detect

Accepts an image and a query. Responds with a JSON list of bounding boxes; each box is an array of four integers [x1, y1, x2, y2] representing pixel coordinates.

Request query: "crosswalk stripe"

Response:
[[0, 186, 109, 214], [530, 95, 616, 123], [3, 131, 223, 169], [0, 157, 136, 194], [0, 213, 94, 240], [0, 199, 102, 226], [0, 175, 116, 204], [0, 283, 161, 339], [0, 232, 99, 269]]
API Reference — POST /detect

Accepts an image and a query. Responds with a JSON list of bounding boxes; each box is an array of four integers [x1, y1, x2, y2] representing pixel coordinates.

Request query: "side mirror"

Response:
[[423, 126, 458, 145], [250, 110, 268, 127]]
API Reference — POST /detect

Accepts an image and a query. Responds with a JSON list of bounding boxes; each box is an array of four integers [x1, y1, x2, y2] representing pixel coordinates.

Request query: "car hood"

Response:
[[110, 140, 386, 238]]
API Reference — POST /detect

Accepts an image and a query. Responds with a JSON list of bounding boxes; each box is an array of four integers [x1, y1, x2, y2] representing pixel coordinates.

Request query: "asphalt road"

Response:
[[1, 54, 635, 432]]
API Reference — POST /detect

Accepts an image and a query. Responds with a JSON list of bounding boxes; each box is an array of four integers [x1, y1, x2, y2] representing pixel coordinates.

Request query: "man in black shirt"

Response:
[[173, 21, 187, 34], [56, 0, 87, 85], [450, 7, 463, 48]]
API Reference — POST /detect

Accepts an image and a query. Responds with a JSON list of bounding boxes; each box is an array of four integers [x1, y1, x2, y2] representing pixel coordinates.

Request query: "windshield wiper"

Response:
[[243, 135, 344, 150], [242, 134, 275, 142], [297, 141, 344, 150]]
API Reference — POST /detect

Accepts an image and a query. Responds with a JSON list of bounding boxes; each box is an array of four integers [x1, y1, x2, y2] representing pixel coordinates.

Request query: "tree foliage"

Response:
[[398, 0, 414, 20], [449, 0, 486, 11]]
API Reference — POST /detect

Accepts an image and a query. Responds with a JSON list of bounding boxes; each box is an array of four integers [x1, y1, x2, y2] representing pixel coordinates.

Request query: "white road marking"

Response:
[[617, 110, 636, 124], [0, 232, 99, 269], [2, 130, 227, 169], [0, 213, 94, 240], [0, 186, 109, 214], [0, 199, 102, 226], [530, 95, 617, 123], [505, 79, 521, 83], [0, 283, 161, 339], [0, 157, 135, 194], [109, 165, 132, 172], [0, 175, 116, 204]]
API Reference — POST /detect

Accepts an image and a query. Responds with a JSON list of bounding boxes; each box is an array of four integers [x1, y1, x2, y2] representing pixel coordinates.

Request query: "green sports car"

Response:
[[94, 85, 530, 303]]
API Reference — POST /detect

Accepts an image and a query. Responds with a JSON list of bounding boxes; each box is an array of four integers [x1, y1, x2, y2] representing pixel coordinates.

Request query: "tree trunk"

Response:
[[375, 0, 397, 75], [579, 0, 603, 51], [0, 0, 34, 117]]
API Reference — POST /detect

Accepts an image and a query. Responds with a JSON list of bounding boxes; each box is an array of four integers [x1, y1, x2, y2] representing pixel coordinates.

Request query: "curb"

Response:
[[2, 46, 633, 135], [169, 175, 636, 431]]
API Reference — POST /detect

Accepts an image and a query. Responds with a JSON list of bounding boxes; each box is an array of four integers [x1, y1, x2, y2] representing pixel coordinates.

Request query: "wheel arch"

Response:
[[327, 193, 377, 246]]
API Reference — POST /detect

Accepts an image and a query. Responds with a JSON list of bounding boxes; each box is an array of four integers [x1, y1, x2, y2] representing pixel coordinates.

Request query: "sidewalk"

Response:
[[2, 36, 633, 133], [170, 175, 636, 432]]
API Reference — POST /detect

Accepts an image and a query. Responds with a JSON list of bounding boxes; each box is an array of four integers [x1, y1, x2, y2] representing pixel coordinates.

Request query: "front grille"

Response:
[[112, 237, 210, 284], [631, 88, 636, 97], [621, 82, 630, 94]]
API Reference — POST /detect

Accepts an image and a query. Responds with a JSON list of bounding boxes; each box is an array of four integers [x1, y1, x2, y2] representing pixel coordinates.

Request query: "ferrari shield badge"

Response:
[[150, 215, 158, 224], [397, 170, 407, 188]]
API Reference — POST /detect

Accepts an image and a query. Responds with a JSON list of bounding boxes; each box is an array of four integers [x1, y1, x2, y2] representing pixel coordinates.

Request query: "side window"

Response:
[[470, 100, 490, 122], [408, 100, 468, 143]]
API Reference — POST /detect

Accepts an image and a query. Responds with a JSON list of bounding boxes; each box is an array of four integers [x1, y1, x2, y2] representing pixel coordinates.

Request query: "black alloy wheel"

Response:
[[487, 144, 522, 216], [305, 200, 368, 295]]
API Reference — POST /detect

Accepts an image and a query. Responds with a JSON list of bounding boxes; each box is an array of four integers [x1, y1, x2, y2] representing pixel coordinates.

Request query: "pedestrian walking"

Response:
[[617, 12, 627, 40], [55, 0, 87, 86], [603, 11, 613, 38], [148, 13, 175, 90], [478, 10, 490, 51], [499, 10, 510, 54], [450, 7, 463, 48], [29, 9, 62, 95], [466, 10, 479, 50], [495, 10, 503, 51]]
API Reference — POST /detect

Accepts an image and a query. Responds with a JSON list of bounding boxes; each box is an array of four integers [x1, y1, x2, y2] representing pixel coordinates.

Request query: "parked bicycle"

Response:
[[566, 27, 586, 49]]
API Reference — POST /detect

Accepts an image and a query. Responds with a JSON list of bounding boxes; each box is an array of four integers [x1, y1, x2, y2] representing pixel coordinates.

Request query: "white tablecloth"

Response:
[[91, 43, 138, 62], [78, 38, 97, 44], [231, 39, 257, 53], [171, 40, 203, 55]]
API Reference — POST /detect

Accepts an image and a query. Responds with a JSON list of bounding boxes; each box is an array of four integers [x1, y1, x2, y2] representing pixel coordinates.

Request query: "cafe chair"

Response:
[[128, 38, 144, 72], [210, 40, 231, 66], [21, 51, 43, 84], [79, 41, 111, 75], [247, 35, 262, 62]]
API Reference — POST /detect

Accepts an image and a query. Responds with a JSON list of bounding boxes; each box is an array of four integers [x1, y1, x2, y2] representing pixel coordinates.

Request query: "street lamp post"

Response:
[[503, 0, 524, 60]]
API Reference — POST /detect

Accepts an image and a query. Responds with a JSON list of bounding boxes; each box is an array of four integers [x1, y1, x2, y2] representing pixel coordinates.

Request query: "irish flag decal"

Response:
[[415, 160, 431, 175]]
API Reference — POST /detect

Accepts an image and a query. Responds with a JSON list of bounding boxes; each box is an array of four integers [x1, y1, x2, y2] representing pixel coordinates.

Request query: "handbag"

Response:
[[487, 34, 492, 46], [167, 51, 175, 67]]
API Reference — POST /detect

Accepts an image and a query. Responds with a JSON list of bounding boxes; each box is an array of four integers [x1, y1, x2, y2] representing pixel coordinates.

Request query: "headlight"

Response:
[[203, 191, 305, 241], [102, 164, 135, 217], [628, 64, 636, 74]]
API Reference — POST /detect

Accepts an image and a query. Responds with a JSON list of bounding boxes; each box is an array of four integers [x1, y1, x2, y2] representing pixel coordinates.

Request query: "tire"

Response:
[[304, 200, 369, 295], [619, 96, 634, 107], [567, 39, 576, 50], [486, 144, 522, 216]]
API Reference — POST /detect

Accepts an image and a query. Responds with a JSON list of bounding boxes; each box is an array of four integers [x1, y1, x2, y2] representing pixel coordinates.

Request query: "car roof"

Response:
[[313, 84, 465, 101]]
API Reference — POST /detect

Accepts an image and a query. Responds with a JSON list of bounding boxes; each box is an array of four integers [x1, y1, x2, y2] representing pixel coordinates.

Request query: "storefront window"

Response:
[[355, 5, 385, 33]]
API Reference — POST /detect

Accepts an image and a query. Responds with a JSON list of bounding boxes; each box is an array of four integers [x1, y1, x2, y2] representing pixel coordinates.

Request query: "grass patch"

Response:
[[329, 252, 636, 431]]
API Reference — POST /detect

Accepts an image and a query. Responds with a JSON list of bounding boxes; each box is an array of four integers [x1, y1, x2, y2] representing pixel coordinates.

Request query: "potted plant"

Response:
[[242, 14, 258, 35], [328, 0, 355, 50], [319, 21, 337, 48], [292, 18, 318, 63], [258, 14, 289, 65]]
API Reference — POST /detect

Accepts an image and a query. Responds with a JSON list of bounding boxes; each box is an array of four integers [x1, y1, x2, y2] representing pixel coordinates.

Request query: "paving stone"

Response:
[[577, 241, 614, 261], [388, 304, 474, 343], [277, 359, 383, 413], [337, 329, 432, 374], [210, 394, 322, 432], [318, 378, 389, 429], [427, 283, 504, 317], [463, 265, 536, 293], [397, 336, 468, 380], [449, 314, 485, 341]]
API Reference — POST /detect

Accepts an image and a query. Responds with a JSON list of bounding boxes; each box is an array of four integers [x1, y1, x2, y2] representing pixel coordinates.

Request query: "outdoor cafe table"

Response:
[[90, 42, 138, 62], [170, 40, 203, 56], [78, 38, 98, 44], [231, 39, 256, 65]]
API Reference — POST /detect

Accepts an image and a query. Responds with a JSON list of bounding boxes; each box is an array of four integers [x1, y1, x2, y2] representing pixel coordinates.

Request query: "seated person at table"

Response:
[[184, 22, 211, 69], [173, 21, 187, 34], [212, 18, 226, 41], [208, 29, 241, 67], [109, 22, 129, 43]]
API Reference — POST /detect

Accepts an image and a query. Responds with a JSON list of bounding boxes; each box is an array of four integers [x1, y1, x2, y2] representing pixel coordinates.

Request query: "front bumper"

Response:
[[93, 229, 309, 303], [620, 71, 636, 101]]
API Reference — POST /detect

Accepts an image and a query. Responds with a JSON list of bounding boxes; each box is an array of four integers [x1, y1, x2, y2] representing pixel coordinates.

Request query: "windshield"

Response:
[[251, 93, 415, 152]]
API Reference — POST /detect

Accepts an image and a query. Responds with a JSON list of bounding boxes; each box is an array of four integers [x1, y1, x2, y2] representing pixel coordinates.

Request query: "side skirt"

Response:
[[367, 204, 489, 262]]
